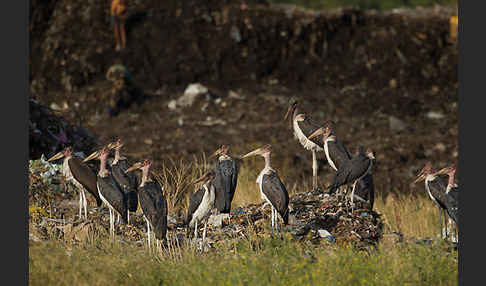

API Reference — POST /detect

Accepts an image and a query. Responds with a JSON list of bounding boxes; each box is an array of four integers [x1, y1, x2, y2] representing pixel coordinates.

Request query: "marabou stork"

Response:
[[185, 171, 216, 244], [84, 140, 138, 224], [48, 146, 102, 220], [108, 139, 139, 223], [327, 147, 375, 210], [125, 159, 168, 250], [307, 121, 352, 172], [414, 162, 458, 239], [284, 100, 323, 191], [241, 144, 289, 233], [210, 144, 238, 220], [84, 147, 127, 238], [435, 165, 459, 240]]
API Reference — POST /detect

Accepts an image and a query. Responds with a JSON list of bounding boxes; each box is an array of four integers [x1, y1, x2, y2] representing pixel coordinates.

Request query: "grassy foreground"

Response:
[[29, 235, 457, 286]]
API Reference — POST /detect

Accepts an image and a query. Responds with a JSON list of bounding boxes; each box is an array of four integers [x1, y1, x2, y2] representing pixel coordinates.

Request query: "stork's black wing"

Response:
[[354, 173, 375, 210], [214, 159, 239, 213], [327, 140, 352, 170], [262, 171, 289, 224], [69, 157, 102, 206], [111, 163, 138, 212], [185, 188, 206, 225], [98, 175, 127, 223], [116, 159, 139, 189], [448, 187, 459, 204], [297, 118, 324, 147], [139, 182, 167, 240], [427, 177, 459, 224], [329, 155, 371, 194]]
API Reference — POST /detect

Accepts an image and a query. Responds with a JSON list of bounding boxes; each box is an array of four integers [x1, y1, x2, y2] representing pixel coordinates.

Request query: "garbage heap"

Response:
[[29, 154, 384, 251], [29, 99, 99, 160]]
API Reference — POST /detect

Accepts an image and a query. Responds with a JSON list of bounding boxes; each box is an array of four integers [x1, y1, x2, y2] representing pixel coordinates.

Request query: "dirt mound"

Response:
[[29, 99, 99, 159], [30, 1, 456, 98]]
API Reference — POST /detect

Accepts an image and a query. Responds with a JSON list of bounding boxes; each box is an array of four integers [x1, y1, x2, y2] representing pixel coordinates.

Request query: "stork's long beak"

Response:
[[83, 150, 101, 163], [192, 173, 209, 184], [47, 151, 65, 162], [125, 162, 143, 173], [284, 105, 295, 121], [209, 148, 221, 159], [106, 142, 118, 150], [413, 173, 426, 183], [434, 167, 450, 176], [241, 147, 264, 158], [308, 127, 325, 140]]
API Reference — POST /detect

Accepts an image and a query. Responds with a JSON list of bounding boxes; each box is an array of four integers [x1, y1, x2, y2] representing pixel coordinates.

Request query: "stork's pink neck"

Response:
[[99, 155, 109, 177], [263, 152, 272, 169], [448, 171, 456, 186], [140, 165, 152, 186]]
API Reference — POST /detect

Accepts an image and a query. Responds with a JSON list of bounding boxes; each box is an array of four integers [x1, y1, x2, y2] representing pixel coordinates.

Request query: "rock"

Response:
[[389, 116, 407, 133], [175, 83, 209, 108], [167, 100, 177, 110], [434, 142, 446, 152], [50, 103, 62, 111], [208, 214, 224, 228], [228, 90, 244, 99], [230, 26, 242, 42], [426, 111, 445, 120]]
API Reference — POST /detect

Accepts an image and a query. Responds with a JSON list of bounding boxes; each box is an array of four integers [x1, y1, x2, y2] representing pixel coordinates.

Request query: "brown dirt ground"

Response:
[[29, 1, 458, 200]]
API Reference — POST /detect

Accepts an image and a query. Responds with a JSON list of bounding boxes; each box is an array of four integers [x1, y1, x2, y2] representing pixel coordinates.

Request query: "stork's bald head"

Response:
[[210, 144, 230, 158], [47, 146, 73, 162], [366, 148, 375, 160], [414, 162, 433, 183], [241, 144, 272, 159], [294, 113, 307, 122]]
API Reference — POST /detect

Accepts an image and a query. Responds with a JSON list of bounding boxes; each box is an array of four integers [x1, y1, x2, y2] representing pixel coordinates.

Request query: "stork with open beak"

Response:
[[210, 144, 238, 221], [106, 139, 139, 224], [185, 171, 216, 246], [435, 165, 459, 241], [48, 146, 102, 220], [327, 148, 375, 211], [84, 147, 127, 239], [284, 99, 323, 191], [241, 144, 289, 233], [125, 159, 168, 250], [414, 162, 458, 239]]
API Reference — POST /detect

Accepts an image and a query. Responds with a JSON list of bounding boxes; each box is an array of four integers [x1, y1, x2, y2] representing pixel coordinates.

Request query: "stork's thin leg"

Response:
[[194, 220, 198, 239], [351, 181, 358, 212], [127, 210, 130, 225], [274, 208, 279, 233], [203, 219, 208, 244], [82, 190, 87, 219], [109, 208, 114, 239], [78, 191, 83, 219], [312, 150, 318, 191], [438, 206, 444, 239], [271, 207, 275, 233], [444, 210, 449, 240], [144, 215, 151, 250]]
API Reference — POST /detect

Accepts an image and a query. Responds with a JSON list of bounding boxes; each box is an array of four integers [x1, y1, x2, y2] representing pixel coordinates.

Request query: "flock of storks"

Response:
[[46, 99, 459, 249]]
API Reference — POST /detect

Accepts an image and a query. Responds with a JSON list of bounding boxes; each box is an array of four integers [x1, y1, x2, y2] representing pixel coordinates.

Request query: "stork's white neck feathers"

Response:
[[292, 118, 323, 151], [218, 154, 232, 161]]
